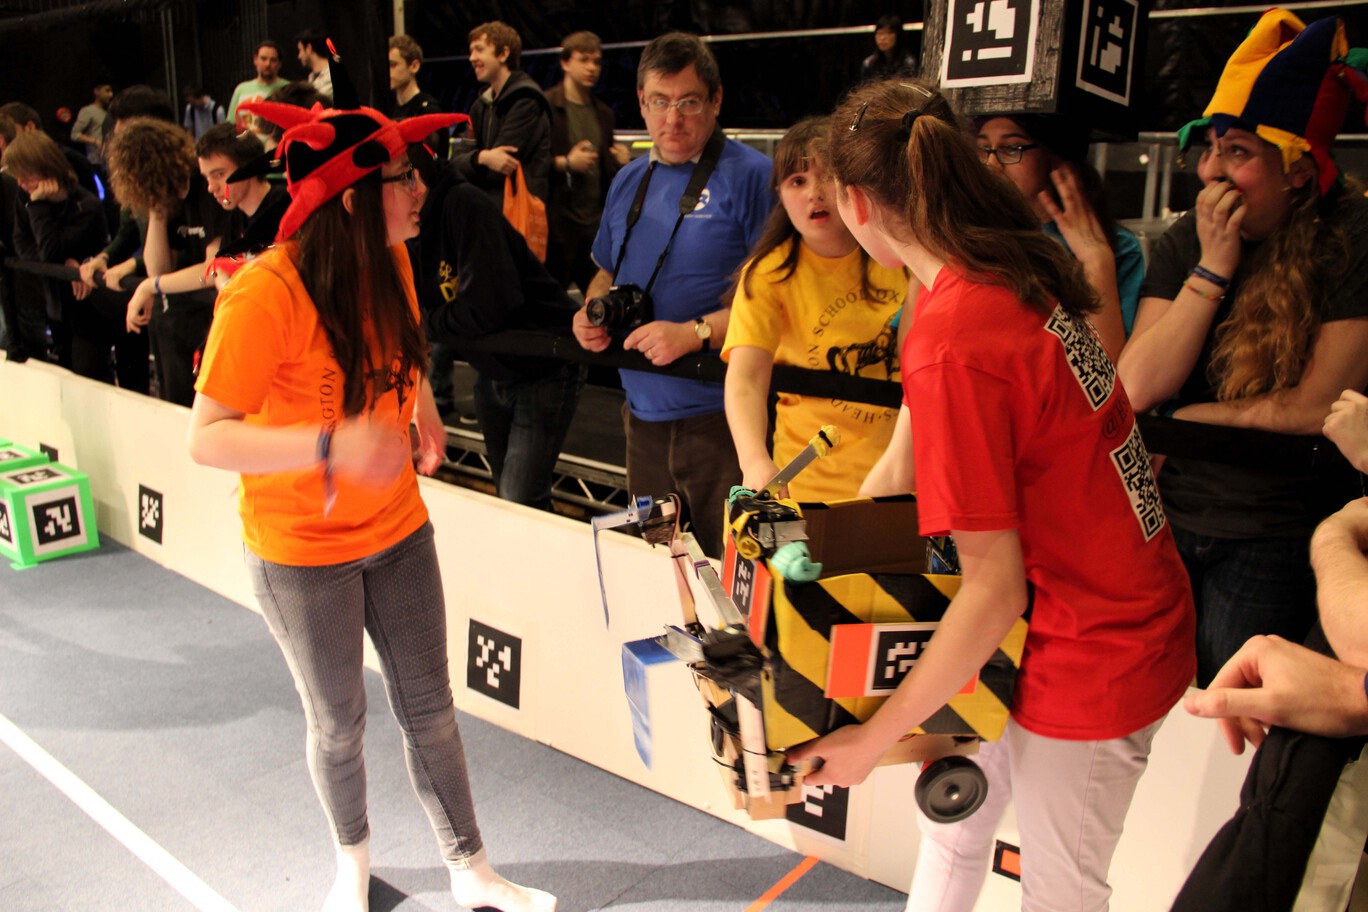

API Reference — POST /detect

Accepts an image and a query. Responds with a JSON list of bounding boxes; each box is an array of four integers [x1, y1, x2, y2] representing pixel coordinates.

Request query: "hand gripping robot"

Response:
[[596, 427, 1028, 822]]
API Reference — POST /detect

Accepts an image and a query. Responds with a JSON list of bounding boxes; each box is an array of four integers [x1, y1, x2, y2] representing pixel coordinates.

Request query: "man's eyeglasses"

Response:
[[642, 96, 706, 116], [977, 144, 1040, 166], [381, 166, 420, 194]]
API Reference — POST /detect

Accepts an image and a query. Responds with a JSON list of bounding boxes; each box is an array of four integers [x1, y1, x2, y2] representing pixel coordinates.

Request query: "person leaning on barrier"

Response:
[[1116, 9, 1368, 687], [572, 32, 773, 557], [4, 130, 113, 382]]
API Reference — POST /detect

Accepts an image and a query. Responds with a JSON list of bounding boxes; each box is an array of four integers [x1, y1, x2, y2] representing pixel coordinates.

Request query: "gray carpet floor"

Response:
[[0, 540, 908, 911]]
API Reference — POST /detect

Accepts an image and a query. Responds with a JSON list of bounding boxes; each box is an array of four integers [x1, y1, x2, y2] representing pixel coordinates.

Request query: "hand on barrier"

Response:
[[1324, 389, 1368, 474], [331, 418, 412, 487], [623, 319, 696, 366], [77, 255, 107, 289], [65, 259, 92, 301], [104, 257, 137, 293], [1184, 634, 1368, 753]]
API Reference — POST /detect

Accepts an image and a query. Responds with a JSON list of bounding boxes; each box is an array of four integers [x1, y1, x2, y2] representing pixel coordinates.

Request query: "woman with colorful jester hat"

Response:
[[1118, 9, 1368, 687], [185, 56, 557, 912]]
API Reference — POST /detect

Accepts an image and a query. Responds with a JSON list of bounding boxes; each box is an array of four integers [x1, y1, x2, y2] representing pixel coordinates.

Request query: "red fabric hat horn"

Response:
[[240, 100, 468, 240]]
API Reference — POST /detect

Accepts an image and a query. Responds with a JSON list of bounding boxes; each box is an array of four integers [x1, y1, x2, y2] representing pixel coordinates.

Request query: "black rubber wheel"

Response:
[[915, 756, 988, 823]]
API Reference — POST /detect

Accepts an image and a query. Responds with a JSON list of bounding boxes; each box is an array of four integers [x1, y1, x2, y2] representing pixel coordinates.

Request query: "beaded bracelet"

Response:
[[1183, 281, 1224, 303], [1190, 264, 1231, 290]]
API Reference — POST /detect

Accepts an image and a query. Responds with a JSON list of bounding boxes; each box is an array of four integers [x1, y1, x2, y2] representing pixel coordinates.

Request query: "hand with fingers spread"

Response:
[[1037, 165, 1111, 263], [622, 319, 698, 366], [1324, 389, 1368, 473], [1194, 178, 1245, 280], [1184, 634, 1368, 753]]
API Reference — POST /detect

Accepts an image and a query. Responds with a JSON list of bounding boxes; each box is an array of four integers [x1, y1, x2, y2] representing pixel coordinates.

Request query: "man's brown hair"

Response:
[[2, 130, 77, 188], [560, 31, 601, 61], [469, 21, 522, 70], [389, 34, 423, 66]]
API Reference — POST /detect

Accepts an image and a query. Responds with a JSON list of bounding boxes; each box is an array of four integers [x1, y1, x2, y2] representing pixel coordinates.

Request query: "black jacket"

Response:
[[453, 70, 552, 205], [414, 165, 575, 382]]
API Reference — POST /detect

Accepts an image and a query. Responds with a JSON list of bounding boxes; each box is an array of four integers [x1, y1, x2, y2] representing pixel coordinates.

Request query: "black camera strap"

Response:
[[609, 126, 727, 296]]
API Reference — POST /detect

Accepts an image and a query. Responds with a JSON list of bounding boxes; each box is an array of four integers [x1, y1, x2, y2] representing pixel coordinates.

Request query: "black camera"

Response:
[[585, 284, 654, 329]]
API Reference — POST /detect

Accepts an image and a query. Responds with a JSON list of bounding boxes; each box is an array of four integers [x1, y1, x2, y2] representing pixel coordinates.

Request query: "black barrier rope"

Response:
[[2, 257, 1346, 473]]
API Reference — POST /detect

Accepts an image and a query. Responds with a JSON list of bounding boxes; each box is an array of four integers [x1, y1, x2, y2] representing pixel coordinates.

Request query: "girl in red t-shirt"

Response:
[[787, 80, 1194, 912]]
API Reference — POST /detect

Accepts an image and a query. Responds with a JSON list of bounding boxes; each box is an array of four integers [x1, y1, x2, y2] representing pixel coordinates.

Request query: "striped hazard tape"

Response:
[[761, 570, 1027, 750]]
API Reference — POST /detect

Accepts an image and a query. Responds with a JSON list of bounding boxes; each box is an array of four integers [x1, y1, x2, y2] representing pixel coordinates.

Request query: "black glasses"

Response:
[[977, 144, 1039, 165], [381, 166, 419, 194]]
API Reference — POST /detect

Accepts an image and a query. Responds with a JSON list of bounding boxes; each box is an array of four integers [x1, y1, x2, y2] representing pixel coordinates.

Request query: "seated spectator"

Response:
[[416, 151, 586, 511], [104, 118, 227, 405], [975, 112, 1142, 357], [2, 130, 138, 386], [1117, 9, 1368, 686], [724, 116, 912, 500], [859, 15, 918, 83]]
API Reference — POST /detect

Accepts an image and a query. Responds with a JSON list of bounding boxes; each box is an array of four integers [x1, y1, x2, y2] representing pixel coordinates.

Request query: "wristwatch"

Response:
[[693, 317, 712, 352]]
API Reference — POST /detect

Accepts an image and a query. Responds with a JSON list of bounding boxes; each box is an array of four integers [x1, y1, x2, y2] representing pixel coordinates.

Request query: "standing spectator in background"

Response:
[[227, 40, 289, 133], [572, 32, 773, 557], [0, 112, 42, 362], [4, 130, 112, 380], [70, 82, 112, 167], [182, 86, 225, 140], [546, 31, 629, 295], [388, 35, 448, 162], [859, 15, 918, 83], [295, 28, 333, 102], [454, 21, 552, 205]]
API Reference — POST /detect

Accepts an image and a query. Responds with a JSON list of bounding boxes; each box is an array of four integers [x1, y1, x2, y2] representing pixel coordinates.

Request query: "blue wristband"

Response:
[[1362, 669, 1368, 705], [153, 275, 163, 296], [1190, 264, 1230, 290]]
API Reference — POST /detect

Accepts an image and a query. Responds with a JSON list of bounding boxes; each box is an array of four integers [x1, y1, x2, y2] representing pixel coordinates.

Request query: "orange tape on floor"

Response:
[[744, 855, 820, 911]]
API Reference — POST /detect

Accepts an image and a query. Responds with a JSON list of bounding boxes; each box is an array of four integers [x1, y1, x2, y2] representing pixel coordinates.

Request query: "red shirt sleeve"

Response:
[[906, 360, 1023, 536]]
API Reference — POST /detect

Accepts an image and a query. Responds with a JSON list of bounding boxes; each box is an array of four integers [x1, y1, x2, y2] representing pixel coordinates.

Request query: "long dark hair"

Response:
[[830, 80, 1097, 319], [291, 172, 427, 417]]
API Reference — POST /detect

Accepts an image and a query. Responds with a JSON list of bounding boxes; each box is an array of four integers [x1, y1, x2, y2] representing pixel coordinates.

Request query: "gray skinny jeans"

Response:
[[246, 521, 483, 867]]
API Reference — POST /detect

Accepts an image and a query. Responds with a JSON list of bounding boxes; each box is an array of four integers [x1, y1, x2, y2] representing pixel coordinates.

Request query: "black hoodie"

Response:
[[412, 163, 575, 382], [453, 69, 552, 205]]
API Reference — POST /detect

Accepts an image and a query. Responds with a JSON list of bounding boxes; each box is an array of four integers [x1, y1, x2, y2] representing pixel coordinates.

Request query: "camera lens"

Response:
[[586, 297, 611, 327]]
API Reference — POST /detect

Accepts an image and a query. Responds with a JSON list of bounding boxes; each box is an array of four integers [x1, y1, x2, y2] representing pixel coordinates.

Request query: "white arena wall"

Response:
[[0, 354, 1252, 907]]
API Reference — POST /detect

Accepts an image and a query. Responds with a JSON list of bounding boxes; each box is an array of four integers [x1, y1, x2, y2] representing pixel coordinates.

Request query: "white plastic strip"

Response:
[[0, 711, 240, 912]]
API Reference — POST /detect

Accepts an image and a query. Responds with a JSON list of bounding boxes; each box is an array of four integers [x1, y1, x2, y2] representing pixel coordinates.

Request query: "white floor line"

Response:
[[0, 711, 240, 912]]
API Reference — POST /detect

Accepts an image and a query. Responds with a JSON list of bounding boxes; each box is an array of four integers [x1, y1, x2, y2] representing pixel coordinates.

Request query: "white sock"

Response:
[[448, 850, 556, 912], [323, 837, 370, 912]]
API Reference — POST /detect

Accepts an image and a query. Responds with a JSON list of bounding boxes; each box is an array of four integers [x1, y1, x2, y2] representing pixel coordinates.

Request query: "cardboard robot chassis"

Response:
[[600, 428, 1028, 822]]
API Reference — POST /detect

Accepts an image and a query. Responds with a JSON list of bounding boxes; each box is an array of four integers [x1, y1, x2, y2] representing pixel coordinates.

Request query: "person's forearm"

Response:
[[1116, 289, 1223, 411], [1176, 391, 1337, 436], [724, 351, 774, 470], [861, 563, 1026, 748], [1078, 252, 1125, 363], [585, 268, 613, 302], [189, 415, 322, 475], [143, 210, 174, 276], [1311, 511, 1368, 668]]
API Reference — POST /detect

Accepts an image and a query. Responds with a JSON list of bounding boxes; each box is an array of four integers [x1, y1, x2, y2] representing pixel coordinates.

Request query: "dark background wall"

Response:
[[1, 2, 1364, 151]]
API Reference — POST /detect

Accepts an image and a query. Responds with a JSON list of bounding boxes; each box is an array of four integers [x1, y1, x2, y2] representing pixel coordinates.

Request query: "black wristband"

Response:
[[1191, 264, 1231, 290]]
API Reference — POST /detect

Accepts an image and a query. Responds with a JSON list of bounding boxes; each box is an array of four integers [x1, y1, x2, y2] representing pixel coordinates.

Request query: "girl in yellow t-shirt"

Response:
[[723, 116, 914, 501]]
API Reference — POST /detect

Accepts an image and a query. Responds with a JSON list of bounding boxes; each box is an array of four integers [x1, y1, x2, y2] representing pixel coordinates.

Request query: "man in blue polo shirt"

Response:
[[573, 32, 772, 556]]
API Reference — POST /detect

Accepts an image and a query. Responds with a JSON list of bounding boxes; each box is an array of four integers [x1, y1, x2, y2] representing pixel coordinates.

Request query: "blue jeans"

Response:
[[472, 361, 585, 511], [1170, 524, 1317, 687], [245, 522, 484, 866]]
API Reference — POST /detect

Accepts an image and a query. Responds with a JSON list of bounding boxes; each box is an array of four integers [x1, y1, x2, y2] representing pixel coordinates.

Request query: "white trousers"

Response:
[[906, 717, 1162, 912]]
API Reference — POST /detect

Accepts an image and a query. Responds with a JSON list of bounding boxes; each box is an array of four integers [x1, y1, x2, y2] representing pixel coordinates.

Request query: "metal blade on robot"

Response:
[[761, 425, 841, 496]]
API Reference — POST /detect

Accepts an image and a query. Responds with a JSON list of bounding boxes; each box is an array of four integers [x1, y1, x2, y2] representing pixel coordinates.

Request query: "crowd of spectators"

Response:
[[4, 10, 1368, 909]]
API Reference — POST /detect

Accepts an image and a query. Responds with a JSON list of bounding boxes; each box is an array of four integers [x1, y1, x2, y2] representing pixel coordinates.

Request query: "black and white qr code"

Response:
[[1110, 424, 1165, 541], [467, 619, 522, 709], [1046, 306, 1114, 411]]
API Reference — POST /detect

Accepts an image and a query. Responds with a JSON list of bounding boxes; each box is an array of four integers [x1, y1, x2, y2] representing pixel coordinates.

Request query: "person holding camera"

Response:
[[572, 32, 772, 557]]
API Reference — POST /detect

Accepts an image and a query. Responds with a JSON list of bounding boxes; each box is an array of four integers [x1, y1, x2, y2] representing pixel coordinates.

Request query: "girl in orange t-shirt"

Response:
[[188, 96, 556, 912]]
